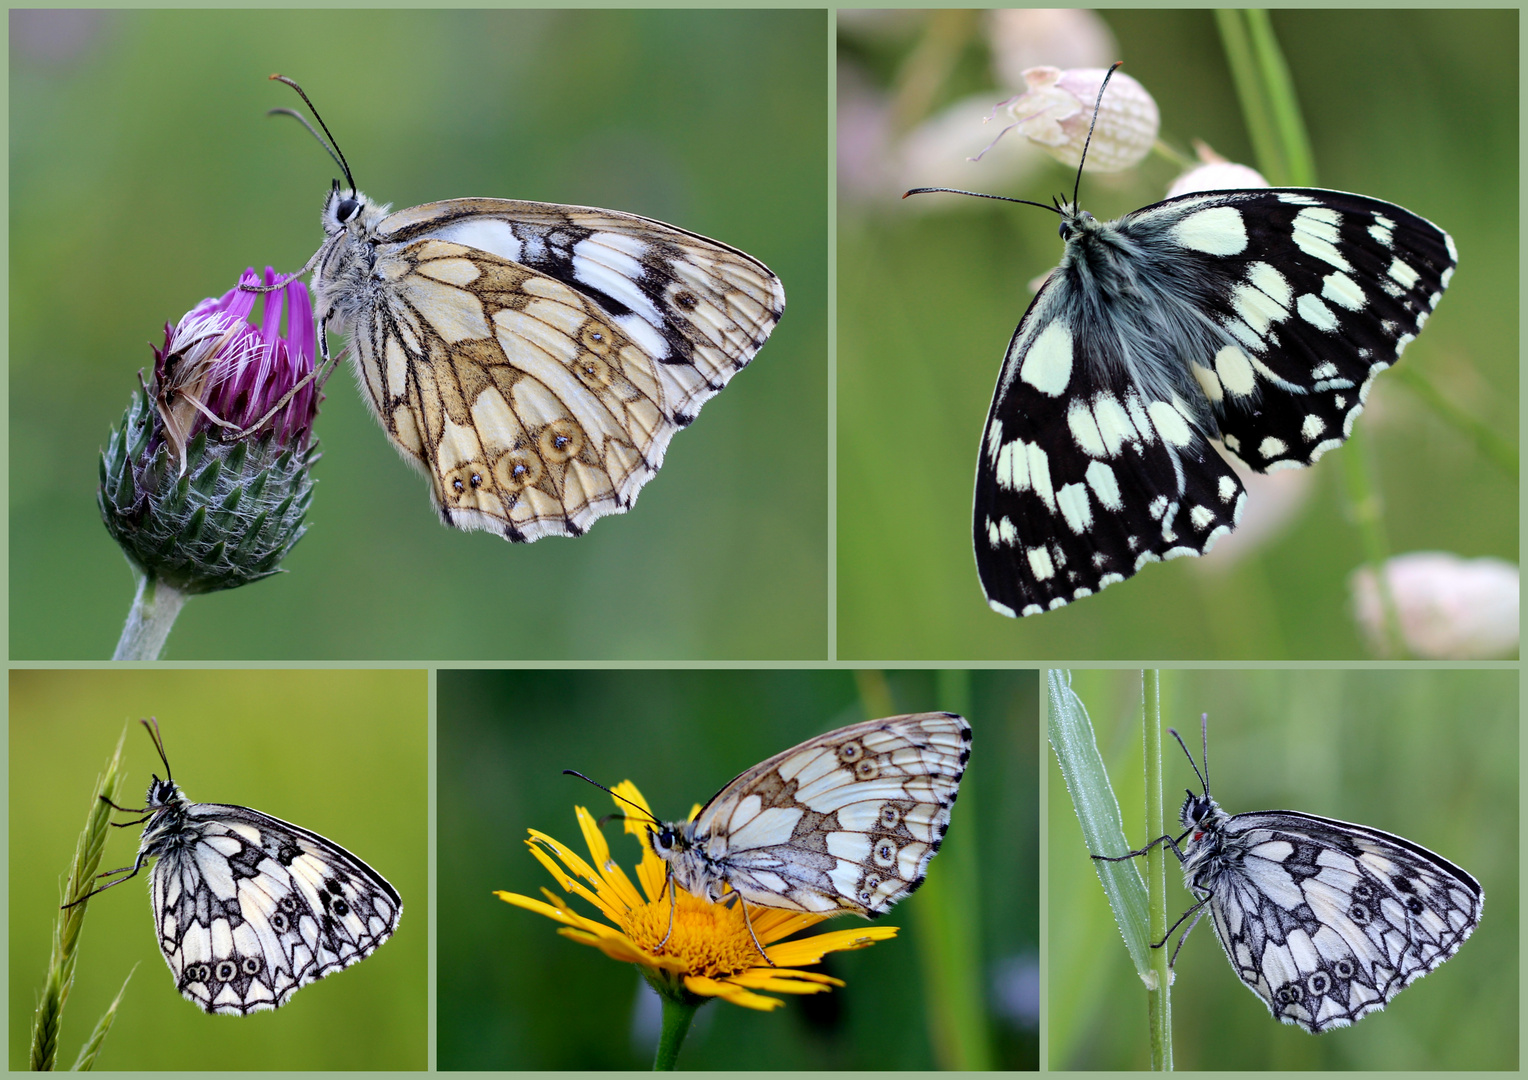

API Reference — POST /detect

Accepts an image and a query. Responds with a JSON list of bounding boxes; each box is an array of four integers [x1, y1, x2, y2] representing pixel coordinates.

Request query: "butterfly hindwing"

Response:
[[659, 713, 971, 916], [975, 187, 1455, 617], [151, 804, 402, 1015], [1204, 810, 1482, 1033], [323, 196, 784, 541]]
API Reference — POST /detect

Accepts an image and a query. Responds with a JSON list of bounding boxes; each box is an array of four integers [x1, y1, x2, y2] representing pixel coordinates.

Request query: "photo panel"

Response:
[[1047, 667, 1516, 1069], [8, 668, 428, 1070], [838, 9, 1516, 659], [12, 7, 827, 661], [437, 668, 1038, 1069]]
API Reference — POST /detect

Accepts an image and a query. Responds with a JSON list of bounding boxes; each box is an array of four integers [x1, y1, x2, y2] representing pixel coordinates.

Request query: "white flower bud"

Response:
[[1350, 552, 1519, 659], [1166, 141, 1270, 198], [999, 66, 1158, 172]]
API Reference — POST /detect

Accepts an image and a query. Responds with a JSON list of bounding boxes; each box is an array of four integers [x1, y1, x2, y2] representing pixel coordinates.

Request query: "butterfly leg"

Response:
[[654, 871, 678, 953], [1090, 829, 1190, 864], [1159, 899, 1211, 968], [60, 850, 151, 909], [736, 897, 775, 967]]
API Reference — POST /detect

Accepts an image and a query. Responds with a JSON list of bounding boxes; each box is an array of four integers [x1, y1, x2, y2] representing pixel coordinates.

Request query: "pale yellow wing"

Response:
[[350, 200, 784, 541]]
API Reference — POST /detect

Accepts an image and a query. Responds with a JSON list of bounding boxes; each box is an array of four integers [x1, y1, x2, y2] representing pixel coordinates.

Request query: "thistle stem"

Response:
[[652, 993, 699, 1071], [112, 568, 188, 660]]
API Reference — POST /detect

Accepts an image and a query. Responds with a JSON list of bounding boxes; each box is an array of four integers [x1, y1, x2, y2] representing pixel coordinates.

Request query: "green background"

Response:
[[1047, 668, 1517, 1069], [436, 668, 1038, 1069], [7, 669, 428, 1070], [839, 10, 1517, 658], [11, 9, 827, 660]]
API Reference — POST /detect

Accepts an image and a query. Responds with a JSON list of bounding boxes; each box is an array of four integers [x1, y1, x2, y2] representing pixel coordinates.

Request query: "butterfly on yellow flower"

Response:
[[265, 75, 785, 541]]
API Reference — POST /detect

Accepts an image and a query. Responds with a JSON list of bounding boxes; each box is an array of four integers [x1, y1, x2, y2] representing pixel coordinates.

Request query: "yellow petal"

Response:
[[684, 975, 785, 1011], [765, 925, 899, 966], [573, 806, 646, 911], [525, 839, 623, 923]]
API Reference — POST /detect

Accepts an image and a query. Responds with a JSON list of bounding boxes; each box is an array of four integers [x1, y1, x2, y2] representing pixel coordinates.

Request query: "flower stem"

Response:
[[1142, 671, 1172, 1071], [112, 569, 188, 660], [653, 993, 699, 1071]]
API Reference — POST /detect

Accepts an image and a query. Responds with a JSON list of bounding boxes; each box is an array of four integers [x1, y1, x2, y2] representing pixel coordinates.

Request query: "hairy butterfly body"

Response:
[[1095, 718, 1481, 1033], [275, 76, 784, 542], [67, 719, 402, 1015], [649, 713, 971, 918], [913, 67, 1457, 617]]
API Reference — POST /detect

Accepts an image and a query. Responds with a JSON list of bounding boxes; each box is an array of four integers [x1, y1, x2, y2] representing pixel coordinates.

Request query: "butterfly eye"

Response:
[[336, 196, 361, 223], [1058, 221, 1073, 241]]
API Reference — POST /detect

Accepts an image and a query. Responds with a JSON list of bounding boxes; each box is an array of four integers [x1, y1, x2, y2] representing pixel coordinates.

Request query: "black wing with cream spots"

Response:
[[974, 188, 1455, 618], [148, 803, 402, 1015], [658, 714, 971, 917], [1197, 810, 1482, 1033]]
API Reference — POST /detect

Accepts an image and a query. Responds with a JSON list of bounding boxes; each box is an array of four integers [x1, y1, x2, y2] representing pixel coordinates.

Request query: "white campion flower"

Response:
[[987, 66, 1158, 172], [1166, 142, 1271, 198], [1350, 552, 1519, 659]]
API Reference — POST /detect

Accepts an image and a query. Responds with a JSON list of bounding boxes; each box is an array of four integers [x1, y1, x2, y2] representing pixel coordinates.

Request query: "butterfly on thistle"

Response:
[[63, 719, 402, 1015], [1092, 716, 1482, 1033], [262, 75, 785, 542], [572, 712, 971, 959], [908, 63, 1457, 617]]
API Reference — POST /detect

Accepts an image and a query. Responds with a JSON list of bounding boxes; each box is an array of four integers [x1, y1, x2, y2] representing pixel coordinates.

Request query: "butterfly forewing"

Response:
[[662, 713, 971, 917], [152, 803, 402, 1015], [318, 193, 784, 542], [1203, 810, 1482, 1033], [975, 187, 1456, 617]]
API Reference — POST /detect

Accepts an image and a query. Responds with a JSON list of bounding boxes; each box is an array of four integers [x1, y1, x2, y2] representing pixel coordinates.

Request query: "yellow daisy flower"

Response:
[[496, 780, 899, 1014]]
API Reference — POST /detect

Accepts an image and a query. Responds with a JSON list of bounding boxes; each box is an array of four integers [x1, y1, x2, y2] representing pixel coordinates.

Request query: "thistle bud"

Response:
[[99, 269, 320, 601], [996, 66, 1158, 172]]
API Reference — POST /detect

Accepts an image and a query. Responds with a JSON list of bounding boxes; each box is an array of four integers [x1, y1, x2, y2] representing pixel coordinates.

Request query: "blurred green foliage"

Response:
[[839, 10, 1517, 658], [8, 669, 428, 1069], [1048, 668, 1517, 1069], [437, 668, 1037, 1069], [11, 9, 827, 660]]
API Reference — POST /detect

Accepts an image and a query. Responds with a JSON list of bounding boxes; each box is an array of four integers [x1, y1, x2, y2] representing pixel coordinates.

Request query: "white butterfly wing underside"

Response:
[[149, 802, 402, 1015], [1201, 810, 1482, 1033], [675, 713, 971, 916], [324, 197, 786, 542]]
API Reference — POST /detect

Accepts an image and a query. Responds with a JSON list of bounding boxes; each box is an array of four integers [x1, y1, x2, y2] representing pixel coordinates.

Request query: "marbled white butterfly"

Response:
[[265, 76, 784, 542], [63, 719, 402, 1015], [1094, 716, 1481, 1033], [910, 65, 1456, 617], [587, 713, 970, 958]]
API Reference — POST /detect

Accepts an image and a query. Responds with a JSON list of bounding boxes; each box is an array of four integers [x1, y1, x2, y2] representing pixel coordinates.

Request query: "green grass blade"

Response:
[[1047, 671, 1150, 975], [71, 965, 137, 1071], [31, 727, 129, 1071]]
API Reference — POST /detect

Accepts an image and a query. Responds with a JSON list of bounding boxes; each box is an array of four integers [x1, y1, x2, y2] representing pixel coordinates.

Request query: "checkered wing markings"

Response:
[[1202, 811, 1483, 1033], [153, 805, 403, 1016], [341, 199, 785, 543], [975, 188, 1455, 617], [661, 714, 972, 917]]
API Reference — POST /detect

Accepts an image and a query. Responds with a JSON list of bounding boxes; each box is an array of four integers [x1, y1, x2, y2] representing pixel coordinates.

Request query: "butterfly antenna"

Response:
[[903, 187, 1062, 216], [269, 74, 357, 194], [1198, 712, 1211, 796], [1070, 60, 1124, 210], [1167, 725, 1209, 797], [562, 770, 659, 825], [141, 716, 172, 782]]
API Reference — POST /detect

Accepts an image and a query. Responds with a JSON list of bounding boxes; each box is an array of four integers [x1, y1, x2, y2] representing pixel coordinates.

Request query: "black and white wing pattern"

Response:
[[150, 803, 403, 1015], [650, 713, 971, 916], [976, 188, 1457, 617], [69, 720, 402, 1015], [1196, 809, 1483, 1033]]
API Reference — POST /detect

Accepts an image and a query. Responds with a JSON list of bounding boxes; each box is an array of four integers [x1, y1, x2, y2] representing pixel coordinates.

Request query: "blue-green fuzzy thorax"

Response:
[[98, 386, 318, 594]]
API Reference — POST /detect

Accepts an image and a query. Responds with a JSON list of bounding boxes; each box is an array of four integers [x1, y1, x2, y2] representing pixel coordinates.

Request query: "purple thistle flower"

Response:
[[151, 268, 319, 473], [100, 267, 325, 656]]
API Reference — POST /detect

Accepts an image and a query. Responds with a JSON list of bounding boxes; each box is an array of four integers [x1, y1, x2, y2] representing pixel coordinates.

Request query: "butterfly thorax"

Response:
[[1051, 202, 1230, 433], [313, 186, 393, 330], [138, 776, 197, 857], [651, 820, 731, 903], [1176, 790, 1233, 888]]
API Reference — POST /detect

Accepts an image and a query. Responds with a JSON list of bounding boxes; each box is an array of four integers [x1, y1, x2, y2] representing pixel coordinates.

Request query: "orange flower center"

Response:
[[621, 885, 771, 978]]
